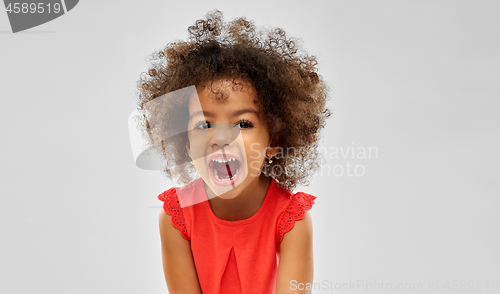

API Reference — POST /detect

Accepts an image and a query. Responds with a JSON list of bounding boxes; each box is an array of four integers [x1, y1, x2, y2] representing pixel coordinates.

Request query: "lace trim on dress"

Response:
[[158, 188, 189, 240], [277, 192, 317, 243]]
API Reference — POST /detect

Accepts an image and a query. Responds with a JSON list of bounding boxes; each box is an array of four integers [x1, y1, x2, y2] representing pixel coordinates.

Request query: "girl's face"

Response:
[[186, 80, 273, 199]]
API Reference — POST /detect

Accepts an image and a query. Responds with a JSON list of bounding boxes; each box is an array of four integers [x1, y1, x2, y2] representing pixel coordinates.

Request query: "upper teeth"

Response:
[[212, 158, 237, 163]]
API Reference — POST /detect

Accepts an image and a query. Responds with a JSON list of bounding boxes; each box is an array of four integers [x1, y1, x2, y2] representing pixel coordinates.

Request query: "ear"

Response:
[[266, 147, 278, 158], [266, 138, 279, 157], [185, 140, 191, 158]]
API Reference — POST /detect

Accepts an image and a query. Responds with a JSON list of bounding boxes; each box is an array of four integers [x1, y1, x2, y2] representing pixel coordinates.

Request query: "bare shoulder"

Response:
[[158, 210, 181, 238], [276, 210, 314, 293], [158, 210, 202, 293], [281, 210, 313, 247]]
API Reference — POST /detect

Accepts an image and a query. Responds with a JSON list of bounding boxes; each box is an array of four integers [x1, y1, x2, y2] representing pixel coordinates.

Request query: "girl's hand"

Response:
[[275, 210, 314, 294], [159, 210, 202, 294]]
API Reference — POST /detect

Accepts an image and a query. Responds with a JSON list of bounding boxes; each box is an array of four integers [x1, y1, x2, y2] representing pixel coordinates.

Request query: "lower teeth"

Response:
[[214, 167, 239, 182]]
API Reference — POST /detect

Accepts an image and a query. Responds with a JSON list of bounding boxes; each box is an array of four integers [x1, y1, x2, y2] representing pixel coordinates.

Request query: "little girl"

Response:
[[135, 10, 330, 294]]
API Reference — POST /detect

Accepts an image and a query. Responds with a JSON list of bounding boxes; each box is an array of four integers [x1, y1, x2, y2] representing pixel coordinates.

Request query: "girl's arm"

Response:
[[275, 211, 314, 294], [159, 210, 202, 294]]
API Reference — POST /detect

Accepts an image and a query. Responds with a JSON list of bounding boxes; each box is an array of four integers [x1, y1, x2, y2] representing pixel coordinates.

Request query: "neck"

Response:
[[207, 174, 271, 221]]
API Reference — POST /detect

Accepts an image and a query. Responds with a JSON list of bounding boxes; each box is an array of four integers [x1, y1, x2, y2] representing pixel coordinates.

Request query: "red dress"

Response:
[[158, 177, 317, 294]]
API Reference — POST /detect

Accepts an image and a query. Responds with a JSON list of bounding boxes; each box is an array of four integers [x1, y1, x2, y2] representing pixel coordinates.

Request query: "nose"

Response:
[[210, 123, 239, 148]]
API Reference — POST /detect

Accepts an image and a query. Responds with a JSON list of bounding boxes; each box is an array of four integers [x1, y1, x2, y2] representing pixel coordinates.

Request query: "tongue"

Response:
[[214, 160, 239, 178]]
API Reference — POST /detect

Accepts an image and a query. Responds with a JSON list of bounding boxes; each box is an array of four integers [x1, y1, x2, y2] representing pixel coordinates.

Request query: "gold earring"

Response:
[[267, 157, 273, 164]]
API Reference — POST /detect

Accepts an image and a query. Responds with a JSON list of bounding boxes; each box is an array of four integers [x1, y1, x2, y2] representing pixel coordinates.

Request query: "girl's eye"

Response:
[[194, 121, 253, 129], [194, 121, 211, 129], [235, 120, 253, 129]]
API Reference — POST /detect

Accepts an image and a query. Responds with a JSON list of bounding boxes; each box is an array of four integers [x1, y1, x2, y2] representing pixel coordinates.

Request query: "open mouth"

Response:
[[208, 157, 241, 184]]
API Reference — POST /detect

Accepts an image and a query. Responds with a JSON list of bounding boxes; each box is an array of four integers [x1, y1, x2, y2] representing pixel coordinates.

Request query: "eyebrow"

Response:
[[189, 108, 259, 120]]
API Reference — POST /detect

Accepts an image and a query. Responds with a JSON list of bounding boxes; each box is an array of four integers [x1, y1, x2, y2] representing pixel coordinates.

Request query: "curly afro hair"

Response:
[[135, 10, 331, 191]]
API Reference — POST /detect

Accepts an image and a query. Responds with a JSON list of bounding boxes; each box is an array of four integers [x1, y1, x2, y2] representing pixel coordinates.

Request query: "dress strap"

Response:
[[277, 192, 317, 243], [158, 188, 189, 240]]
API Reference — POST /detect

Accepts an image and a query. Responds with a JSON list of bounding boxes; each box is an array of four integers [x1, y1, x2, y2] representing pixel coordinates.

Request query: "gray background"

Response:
[[1, 1, 499, 293]]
